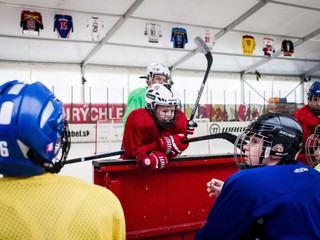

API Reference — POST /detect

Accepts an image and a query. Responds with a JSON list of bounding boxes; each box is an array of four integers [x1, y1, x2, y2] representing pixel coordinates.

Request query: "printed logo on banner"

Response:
[[209, 122, 248, 135]]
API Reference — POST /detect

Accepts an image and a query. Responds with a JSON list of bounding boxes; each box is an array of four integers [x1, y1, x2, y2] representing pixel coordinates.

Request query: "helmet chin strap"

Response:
[[27, 150, 60, 173]]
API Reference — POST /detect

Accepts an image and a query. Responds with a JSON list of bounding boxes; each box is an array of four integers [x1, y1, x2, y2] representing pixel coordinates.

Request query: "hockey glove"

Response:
[[138, 151, 168, 170], [159, 134, 189, 155], [186, 120, 198, 136]]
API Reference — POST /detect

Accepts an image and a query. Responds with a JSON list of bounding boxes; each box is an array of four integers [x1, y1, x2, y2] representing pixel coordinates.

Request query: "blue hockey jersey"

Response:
[[195, 162, 320, 239], [54, 14, 73, 39], [171, 27, 188, 48]]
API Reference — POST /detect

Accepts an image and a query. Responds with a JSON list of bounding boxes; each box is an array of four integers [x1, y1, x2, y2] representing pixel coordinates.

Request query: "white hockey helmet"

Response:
[[145, 63, 172, 85], [145, 83, 181, 128]]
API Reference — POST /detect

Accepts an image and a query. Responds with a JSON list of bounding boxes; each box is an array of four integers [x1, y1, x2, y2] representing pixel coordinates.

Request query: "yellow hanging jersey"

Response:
[[242, 35, 256, 56], [0, 173, 125, 240]]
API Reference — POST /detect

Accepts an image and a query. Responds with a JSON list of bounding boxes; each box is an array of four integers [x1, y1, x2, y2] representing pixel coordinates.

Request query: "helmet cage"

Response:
[[306, 125, 320, 167], [234, 113, 302, 169], [150, 107, 180, 129], [146, 84, 181, 129], [27, 120, 71, 173], [234, 131, 273, 169]]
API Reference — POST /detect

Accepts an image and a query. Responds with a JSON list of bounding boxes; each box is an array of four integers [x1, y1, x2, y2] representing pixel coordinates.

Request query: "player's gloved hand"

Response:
[[138, 151, 168, 170], [159, 134, 189, 155], [186, 120, 198, 135]]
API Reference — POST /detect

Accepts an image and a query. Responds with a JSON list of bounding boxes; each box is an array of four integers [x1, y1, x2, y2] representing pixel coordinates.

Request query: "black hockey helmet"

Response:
[[234, 113, 303, 168]]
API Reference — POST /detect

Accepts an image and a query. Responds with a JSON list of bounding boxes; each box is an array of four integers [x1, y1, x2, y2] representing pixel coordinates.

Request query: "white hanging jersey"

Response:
[[87, 16, 105, 41], [202, 29, 215, 50], [262, 37, 275, 56], [144, 22, 162, 43]]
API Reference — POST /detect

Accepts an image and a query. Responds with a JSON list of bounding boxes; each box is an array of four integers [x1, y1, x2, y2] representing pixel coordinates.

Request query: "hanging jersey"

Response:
[[86, 16, 105, 41], [171, 27, 188, 48], [144, 23, 162, 43], [202, 29, 215, 50], [262, 37, 275, 56], [242, 35, 256, 56], [20, 10, 43, 36], [281, 39, 294, 56], [54, 14, 73, 39]]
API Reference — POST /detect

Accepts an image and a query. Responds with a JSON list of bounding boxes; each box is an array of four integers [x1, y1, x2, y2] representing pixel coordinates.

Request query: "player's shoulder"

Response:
[[226, 167, 273, 188], [294, 104, 309, 115], [176, 109, 188, 120], [57, 175, 121, 201], [129, 87, 147, 95], [129, 108, 147, 116]]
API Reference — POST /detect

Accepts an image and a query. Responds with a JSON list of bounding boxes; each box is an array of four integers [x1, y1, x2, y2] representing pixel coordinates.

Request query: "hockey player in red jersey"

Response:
[[294, 81, 320, 147], [121, 83, 189, 170]]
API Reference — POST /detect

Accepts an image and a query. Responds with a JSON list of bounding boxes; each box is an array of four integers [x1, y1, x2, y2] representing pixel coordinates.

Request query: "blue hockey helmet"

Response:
[[0, 80, 71, 176], [308, 81, 320, 115], [308, 81, 320, 99]]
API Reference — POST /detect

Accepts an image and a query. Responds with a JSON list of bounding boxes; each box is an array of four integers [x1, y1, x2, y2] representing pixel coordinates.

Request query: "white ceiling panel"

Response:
[[132, 0, 258, 28], [256, 59, 320, 76], [88, 44, 188, 68], [2, 0, 136, 15], [235, 2, 320, 37], [0, 37, 94, 63]]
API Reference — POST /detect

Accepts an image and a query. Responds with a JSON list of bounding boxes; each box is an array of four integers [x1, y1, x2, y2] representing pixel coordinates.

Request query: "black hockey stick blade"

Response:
[[66, 150, 125, 164], [182, 132, 237, 144], [189, 37, 213, 123]]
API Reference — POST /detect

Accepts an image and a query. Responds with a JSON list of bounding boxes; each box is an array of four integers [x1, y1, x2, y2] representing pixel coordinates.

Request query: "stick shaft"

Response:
[[189, 37, 213, 121], [66, 132, 237, 164], [66, 150, 125, 164]]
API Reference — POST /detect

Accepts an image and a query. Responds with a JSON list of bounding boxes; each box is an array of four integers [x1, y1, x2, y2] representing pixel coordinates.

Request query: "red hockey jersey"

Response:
[[293, 104, 320, 147], [121, 108, 188, 159]]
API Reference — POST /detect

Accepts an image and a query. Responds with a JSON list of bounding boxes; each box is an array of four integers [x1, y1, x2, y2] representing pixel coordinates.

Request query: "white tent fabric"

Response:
[[0, 0, 319, 78]]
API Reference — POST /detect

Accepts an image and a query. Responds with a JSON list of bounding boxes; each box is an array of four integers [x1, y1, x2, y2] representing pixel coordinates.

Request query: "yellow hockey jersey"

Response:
[[0, 173, 125, 240], [242, 35, 256, 56]]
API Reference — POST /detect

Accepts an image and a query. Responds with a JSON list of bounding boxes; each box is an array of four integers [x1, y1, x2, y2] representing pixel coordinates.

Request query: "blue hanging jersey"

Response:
[[195, 162, 320, 239], [54, 14, 74, 39], [171, 27, 188, 48]]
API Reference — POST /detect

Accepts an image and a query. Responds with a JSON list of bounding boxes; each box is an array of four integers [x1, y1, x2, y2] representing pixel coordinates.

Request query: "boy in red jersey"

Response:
[[121, 83, 189, 170], [294, 81, 320, 148]]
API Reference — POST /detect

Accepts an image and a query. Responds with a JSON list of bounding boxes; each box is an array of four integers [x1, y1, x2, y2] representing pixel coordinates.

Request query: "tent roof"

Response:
[[1, 0, 320, 78]]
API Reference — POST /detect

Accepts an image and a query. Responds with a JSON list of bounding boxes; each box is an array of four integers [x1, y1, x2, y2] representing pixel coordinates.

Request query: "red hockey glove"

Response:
[[186, 120, 198, 136], [138, 151, 168, 170], [159, 134, 189, 155]]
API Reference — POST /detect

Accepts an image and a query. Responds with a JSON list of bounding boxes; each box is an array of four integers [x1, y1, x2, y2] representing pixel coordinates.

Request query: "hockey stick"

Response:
[[66, 150, 125, 164], [181, 132, 237, 144], [188, 37, 213, 129], [66, 132, 237, 164]]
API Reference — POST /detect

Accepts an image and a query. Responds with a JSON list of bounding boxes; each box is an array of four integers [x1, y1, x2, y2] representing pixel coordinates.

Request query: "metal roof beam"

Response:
[[242, 26, 320, 75], [169, 0, 272, 70], [81, 0, 145, 66], [303, 64, 320, 77]]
